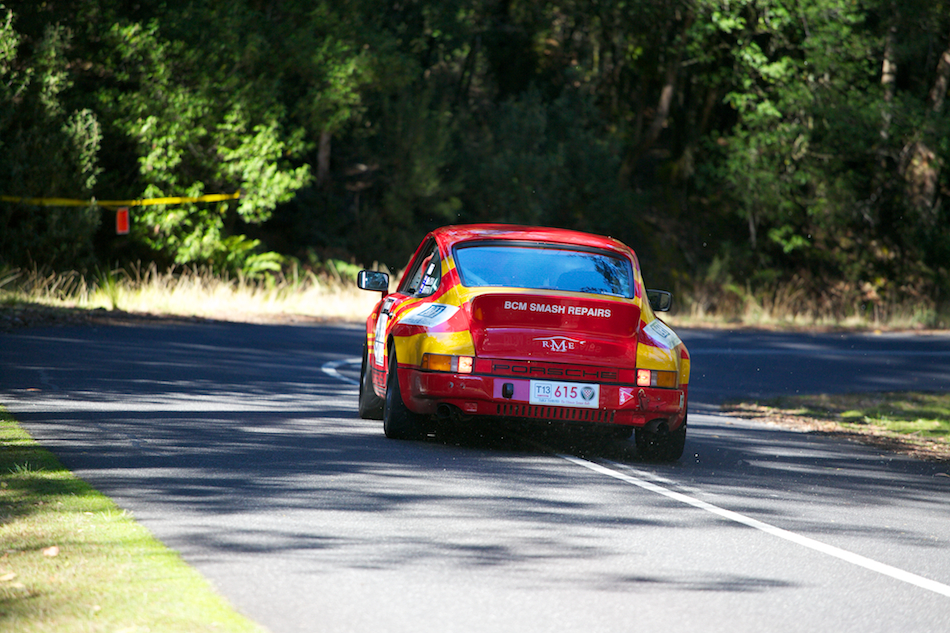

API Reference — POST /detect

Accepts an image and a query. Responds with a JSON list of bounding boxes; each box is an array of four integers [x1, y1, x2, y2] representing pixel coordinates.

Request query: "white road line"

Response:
[[559, 454, 950, 599], [322, 358, 361, 386], [319, 363, 950, 597]]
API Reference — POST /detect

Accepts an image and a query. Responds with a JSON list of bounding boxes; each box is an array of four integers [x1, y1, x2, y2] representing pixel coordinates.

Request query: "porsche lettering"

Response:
[[491, 363, 618, 381]]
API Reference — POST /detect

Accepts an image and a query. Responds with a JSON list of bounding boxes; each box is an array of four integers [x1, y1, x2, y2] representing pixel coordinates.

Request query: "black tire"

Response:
[[635, 415, 687, 462], [383, 345, 427, 440], [358, 344, 384, 420]]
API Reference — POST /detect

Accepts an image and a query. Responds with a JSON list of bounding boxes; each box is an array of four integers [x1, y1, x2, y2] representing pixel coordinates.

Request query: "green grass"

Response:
[[723, 392, 950, 461], [784, 392, 950, 440], [0, 408, 265, 632]]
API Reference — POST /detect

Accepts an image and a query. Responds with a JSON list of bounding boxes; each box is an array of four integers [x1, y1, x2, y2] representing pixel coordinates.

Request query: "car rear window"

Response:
[[453, 244, 633, 298]]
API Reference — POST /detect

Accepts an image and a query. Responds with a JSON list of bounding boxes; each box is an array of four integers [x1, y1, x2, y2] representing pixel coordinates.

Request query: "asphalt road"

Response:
[[2, 322, 950, 632]]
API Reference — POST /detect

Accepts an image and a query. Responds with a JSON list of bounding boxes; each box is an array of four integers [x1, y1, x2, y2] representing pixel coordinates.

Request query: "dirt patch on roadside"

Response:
[[722, 402, 950, 464], [0, 304, 351, 332], [1, 304, 103, 332], [0, 304, 222, 332]]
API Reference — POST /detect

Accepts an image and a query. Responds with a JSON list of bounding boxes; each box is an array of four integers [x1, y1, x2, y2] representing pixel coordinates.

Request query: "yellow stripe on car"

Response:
[[393, 330, 476, 367]]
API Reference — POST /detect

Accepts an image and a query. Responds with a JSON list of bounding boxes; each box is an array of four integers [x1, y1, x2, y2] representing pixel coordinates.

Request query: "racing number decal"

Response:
[[373, 297, 396, 366]]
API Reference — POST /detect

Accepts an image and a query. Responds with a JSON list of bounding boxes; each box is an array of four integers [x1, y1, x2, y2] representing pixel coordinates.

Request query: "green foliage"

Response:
[[94, 266, 117, 307], [467, 89, 565, 226], [0, 0, 949, 315], [0, 8, 102, 269], [93, 13, 312, 267], [212, 235, 284, 279], [688, 0, 950, 306], [460, 87, 638, 243]]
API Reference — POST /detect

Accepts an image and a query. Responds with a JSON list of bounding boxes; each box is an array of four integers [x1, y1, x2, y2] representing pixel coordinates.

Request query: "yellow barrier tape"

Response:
[[0, 192, 241, 208]]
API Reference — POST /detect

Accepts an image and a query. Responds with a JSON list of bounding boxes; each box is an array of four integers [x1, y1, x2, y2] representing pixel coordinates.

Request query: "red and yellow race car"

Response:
[[357, 224, 690, 460]]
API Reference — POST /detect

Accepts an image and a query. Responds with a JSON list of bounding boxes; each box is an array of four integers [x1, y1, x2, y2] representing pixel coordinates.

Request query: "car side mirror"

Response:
[[358, 270, 389, 294], [647, 289, 673, 312]]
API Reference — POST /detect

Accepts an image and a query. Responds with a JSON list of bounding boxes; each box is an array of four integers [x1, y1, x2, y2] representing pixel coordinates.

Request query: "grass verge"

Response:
[[0, 408, 265, 632], [0, 263, 383, 326], [2, 264, 948, 332], [722, 392, 950, 463]]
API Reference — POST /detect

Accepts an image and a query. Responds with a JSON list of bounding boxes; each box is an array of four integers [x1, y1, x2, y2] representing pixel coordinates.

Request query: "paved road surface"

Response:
[[2, 322, 950, 632]]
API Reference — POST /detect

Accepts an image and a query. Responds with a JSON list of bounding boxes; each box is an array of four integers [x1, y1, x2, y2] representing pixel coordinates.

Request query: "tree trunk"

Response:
[[900, 142, 938, 215], [643, 68, 677, 150], [880, 24, 897, 142], [641, 12, 695, 154], [317, 130, 331, 188], [619, 11, 694, 185], [929, 33, 950, 113], [899, 29, 950, 218]]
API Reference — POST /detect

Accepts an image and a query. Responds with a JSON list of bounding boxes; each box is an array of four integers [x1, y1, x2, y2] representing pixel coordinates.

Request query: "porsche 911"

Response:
[[357, 224, 690, 460]]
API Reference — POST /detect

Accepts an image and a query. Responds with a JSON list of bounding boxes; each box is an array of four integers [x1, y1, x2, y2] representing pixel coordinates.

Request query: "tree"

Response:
[[91, 6, 312, 269], [0, 7, 102, 269]]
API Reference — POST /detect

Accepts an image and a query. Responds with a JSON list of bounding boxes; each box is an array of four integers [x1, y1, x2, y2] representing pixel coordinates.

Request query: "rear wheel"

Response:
[[635, 415, 687, 462], [358, 345, 384, 420], [383, 345, 427, 440]]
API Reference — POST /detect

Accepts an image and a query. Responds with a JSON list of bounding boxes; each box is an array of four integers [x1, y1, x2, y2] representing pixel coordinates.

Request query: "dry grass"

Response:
[[667, 277, 948, 332], [0, 263, 384, 324], [2, 264, 947, 332]]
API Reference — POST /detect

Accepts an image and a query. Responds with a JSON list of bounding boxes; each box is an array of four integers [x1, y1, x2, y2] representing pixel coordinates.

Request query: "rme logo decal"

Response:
[[534, 336, 584, 352], [491, 363, 618, 381]]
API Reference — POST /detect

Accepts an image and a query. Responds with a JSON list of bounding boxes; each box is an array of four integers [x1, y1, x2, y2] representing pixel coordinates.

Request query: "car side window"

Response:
[[402, 241, 441, 296], [417, 254, 440, 296]]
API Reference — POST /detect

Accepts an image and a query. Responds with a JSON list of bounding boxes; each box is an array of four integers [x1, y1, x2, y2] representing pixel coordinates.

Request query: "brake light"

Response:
[[421, 354, 474, 374], [636, 369, 677, 388]]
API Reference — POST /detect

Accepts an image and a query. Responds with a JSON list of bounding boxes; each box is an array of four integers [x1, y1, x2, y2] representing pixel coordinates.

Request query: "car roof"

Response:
[[431, 224, 633, 256]]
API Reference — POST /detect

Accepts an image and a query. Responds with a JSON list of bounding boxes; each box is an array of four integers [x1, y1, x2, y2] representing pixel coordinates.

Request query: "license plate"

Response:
[[529, 380, 600, 408]]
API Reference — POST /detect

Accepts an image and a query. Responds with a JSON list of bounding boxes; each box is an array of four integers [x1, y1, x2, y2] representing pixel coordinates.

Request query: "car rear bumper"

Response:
[[401, 368, 687, 429]]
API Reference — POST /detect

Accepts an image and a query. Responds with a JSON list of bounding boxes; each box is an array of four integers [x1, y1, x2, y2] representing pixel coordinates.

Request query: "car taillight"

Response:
[[636, 369, 677, 388], [421, 354, 474, 374]]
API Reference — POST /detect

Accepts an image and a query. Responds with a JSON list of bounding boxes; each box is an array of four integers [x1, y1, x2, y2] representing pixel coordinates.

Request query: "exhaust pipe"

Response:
[[437, 403, 462, 424], [644, 419, 669, 435]]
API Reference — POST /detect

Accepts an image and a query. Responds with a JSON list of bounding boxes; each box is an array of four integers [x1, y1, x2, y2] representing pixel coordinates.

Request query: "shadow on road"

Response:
[[3, 321, 950, 595]]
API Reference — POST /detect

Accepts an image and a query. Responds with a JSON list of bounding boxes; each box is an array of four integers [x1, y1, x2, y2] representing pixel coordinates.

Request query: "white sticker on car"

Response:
[[373, 313, 389, 366], [399, 303, 459, 327], [643, 319, 681, 349]]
